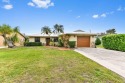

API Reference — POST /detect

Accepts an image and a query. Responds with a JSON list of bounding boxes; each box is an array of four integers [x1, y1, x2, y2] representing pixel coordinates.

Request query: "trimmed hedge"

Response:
[[95, 37, 101, 45], [68, 41, 76, 48], [24, 42, 42, 46], [102, 34, 125, 51]]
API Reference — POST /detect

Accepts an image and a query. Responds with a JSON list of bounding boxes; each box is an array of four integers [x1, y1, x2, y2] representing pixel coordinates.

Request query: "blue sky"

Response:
[[0, 0, 125, 34]]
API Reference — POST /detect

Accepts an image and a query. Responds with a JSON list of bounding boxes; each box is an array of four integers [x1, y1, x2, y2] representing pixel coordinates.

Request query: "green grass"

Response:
[[96, 44, 104, 48], [0, 47, 124, 83]]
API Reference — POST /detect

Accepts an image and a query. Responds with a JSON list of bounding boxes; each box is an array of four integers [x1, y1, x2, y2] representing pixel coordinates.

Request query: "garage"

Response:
[[77, 36, 90, 47]]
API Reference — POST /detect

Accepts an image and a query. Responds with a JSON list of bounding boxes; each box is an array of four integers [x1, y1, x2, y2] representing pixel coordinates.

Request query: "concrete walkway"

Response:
[[75, 48, 125, 78], [0, 46, 7, 49]]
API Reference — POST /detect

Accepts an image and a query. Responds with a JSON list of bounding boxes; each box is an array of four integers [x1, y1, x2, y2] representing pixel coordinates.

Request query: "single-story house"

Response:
[[28, 30, 97, 47], [28, 33, 58, 46], [0, 33, 25, 48]]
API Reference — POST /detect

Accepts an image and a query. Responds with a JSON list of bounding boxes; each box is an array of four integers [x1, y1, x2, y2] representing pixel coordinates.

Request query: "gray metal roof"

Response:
[[74, 30, 85, 32]]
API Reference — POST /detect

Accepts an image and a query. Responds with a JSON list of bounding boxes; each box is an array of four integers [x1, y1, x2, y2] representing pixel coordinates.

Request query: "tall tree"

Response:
[[106, 28, 116, 34], [41, 26, 51, 34], [10, 26, 20, 44], [0, 24, 13, 45], [53, 24, 64, 34], [0, 24, 20, 47]]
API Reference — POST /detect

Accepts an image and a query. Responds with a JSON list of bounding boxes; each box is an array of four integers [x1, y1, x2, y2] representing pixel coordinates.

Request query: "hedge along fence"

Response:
[[102, 34, 125, 51]]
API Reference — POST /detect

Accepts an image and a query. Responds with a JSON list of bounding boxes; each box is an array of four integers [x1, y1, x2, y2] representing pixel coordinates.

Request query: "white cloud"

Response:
[[92, 6, 125, 19], [76, 16, 81, 19], [92, 14, 99, 19], [106, 11, 114, 15], [101, 13, 106, 18], [3, 4, 13, 10], [28, 0, 54, 9], [117, 6, 125, 11], [28, 2, 35, 7], [92, 12, 112, 19], [117, 6, 122, 11]]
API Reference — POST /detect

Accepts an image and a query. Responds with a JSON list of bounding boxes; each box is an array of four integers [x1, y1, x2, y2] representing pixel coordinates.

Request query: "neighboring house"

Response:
[[97, 32, 106, 39], [28, 30, 97, 47], [0, 33, 25, 47]]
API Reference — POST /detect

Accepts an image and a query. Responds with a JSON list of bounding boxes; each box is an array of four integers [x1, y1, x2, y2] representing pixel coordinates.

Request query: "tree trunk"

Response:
[[2, 34, 14, 48]]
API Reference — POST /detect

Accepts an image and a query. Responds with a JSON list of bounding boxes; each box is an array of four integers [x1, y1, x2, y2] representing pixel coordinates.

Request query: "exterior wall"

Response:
[[29, 37, 46, 44], [69, 35, 96, 47], [0, 36, 5, 46], [69, 35, 77, 41], [28, 34, 96, 47], [69, 35, 77, 47], [0, 33, 25, 47], [90, 36, 96, 47], [40, 38, 46, 44], [29, 37, 35, 42], [15, 33, 25, 46]]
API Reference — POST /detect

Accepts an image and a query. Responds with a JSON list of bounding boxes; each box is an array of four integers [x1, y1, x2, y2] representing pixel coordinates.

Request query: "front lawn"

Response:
[[96, 44, 104, 48], [0, 47, 124, 83]]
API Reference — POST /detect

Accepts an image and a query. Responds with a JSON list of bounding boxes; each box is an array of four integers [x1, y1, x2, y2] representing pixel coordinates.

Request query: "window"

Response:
[[35, 37, 40, 42], [54, 38, 58, 42]]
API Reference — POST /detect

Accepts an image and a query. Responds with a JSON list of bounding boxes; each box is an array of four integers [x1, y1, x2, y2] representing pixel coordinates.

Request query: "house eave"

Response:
[[59, 33, 97, 36], [28, 35, 58, 38]]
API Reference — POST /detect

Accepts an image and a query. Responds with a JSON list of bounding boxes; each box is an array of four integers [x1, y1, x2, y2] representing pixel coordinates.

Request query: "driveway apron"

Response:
[[75, 48, 125, 78]]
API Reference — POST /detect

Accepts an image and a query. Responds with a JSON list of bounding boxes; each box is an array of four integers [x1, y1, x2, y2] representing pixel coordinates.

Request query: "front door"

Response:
[[46, 38, 50, 46]]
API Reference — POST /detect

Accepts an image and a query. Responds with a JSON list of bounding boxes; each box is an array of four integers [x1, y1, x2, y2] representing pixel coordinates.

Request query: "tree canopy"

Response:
[[0, 24, 20, 47], [106, 28, 116, 34], [41, 26, 51, 34], [53, 24, 64, 34]]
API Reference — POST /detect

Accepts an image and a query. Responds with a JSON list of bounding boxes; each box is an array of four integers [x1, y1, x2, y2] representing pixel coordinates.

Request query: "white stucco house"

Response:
[[28, 33, 59, 46], [28, 30, 97, 47]]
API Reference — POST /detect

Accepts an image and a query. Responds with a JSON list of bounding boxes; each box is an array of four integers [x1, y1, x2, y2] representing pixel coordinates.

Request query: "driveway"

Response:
[[75, 48, 125, 78]]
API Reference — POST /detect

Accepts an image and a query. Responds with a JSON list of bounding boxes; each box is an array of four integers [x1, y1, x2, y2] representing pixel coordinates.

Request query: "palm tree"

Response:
[[10, 26, 20, 44], [0, 24, 13, 45], [0, 24, 20, 47], [53, 24, 64, 34], [41, 26, 51, 34]]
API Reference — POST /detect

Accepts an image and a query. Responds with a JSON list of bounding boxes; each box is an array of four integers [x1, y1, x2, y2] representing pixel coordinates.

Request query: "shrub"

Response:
[[95, 37, 101, 45], [102, 34, 125, 51], [25, 42, 42, 46], [58, 39, 63, 47], [49, 42, 54, 46], [68, 41, 76, 48]]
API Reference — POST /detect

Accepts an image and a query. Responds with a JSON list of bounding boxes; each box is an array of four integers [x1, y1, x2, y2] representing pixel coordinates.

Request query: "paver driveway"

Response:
[[75, 48, 125, 78]]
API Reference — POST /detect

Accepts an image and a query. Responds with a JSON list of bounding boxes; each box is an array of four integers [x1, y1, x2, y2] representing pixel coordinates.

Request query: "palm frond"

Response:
[[0, 24, 13, 35], [53, 24, 64, 33], [41, 26, 52, 34], [13, 26, 20, 33]]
